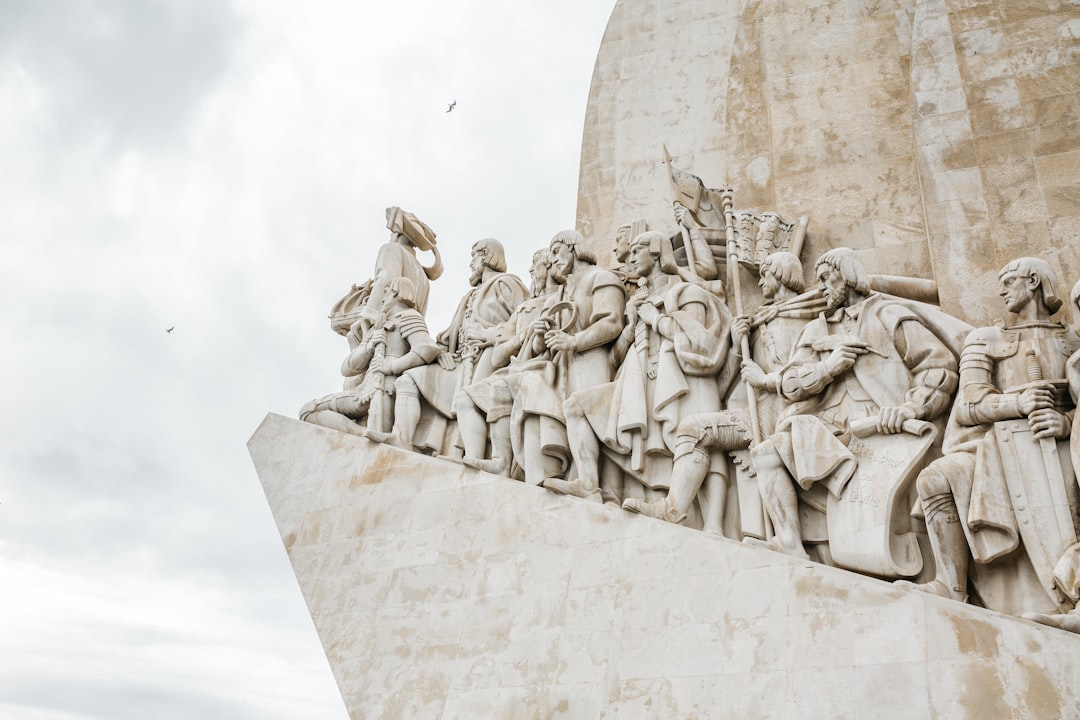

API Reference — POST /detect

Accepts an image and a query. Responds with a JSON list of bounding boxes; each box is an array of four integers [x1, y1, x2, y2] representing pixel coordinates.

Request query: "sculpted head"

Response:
[[529, 248, 552, 297], [628, 231, 678, 279], [816, 248, 870, 310], [759, 252, 804, 299], [549, 229, 595, 284], [469, 238, 507, 286], [998, 257, 1063, 316]]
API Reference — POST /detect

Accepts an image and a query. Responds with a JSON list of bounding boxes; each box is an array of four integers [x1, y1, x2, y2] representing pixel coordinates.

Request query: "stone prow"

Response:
[[250, 413, 1080, 719]]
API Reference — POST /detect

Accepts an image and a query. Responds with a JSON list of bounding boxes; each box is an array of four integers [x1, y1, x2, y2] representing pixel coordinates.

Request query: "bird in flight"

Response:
[[446, 100, 456, 113], [166, 326, 175, 333]]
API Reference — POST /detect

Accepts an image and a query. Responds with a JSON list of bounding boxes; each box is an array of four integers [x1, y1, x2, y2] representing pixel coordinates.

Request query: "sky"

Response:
[[0, 1, 615, 717]]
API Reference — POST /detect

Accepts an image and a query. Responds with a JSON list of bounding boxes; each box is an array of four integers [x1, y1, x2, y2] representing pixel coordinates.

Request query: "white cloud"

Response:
[[0, 0, 615, 716]]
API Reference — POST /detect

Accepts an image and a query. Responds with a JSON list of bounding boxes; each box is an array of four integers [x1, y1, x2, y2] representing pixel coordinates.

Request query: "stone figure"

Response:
[[455, 248, 556, 476], [548, 231, 732, 513], [362, 206, 443, 326], [622, 252, 820, 535], [904, 259, 1080, 621], [299, 277, 440, 437], [376, 238, 528, 454], [750, 248, 959, 574], [510, 230, 626, 489]]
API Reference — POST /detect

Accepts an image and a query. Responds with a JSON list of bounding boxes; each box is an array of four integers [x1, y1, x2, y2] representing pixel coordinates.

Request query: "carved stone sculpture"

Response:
[[750, 248, 960, 575], [299, 277, 440, 436], [456, 248, 556, 476], [622, 252, 820, 535], [510, 230, 626, 489], [362, 206, 443, 326], [550, 231, 732, 516], [905, 259, 1080, 621], [376, 239, 528, 454]]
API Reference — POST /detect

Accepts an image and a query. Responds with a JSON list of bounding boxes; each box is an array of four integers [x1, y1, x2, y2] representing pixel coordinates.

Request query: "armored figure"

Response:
[[906, 259, 1080, 621], [299, 277, 440, 437]]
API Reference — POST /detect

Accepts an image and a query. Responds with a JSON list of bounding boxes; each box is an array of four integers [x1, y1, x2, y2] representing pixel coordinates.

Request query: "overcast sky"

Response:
[[0, 1, 614, 717]]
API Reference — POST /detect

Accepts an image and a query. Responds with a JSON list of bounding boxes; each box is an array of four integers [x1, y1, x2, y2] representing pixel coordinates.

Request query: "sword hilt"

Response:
[[1025, 348, 1043, 383]]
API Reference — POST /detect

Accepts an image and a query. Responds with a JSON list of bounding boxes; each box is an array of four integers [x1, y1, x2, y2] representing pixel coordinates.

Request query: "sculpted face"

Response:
[[469, 245, 487, 286], [628, 241, 655, 278], [999, 270, 1035, 314], [759, 267, 780, 299], [529, 255, 549, 295], [819, 265, 849, 310], [549, 241, 574, 284]]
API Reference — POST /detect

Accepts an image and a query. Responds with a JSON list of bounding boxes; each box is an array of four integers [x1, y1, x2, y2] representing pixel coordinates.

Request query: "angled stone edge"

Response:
[[249, 412, 1080, 719]]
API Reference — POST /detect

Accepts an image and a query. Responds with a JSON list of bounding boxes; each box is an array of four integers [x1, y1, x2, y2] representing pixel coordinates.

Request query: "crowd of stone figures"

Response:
[[302, 202, 1080, 635]]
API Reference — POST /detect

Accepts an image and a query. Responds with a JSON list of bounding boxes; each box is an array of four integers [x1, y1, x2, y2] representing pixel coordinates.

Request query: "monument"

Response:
[[250, 0, 1080, 716]]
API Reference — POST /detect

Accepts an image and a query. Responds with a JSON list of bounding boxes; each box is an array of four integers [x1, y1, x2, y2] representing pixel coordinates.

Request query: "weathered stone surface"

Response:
[[576, 0, 1080, 325], [250, 413, 1080, 719]]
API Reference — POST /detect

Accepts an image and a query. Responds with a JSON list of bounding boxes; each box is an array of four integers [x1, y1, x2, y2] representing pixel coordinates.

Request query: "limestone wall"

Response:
[[251, 413, 1080, 719], [577, 0, 1080, 325]]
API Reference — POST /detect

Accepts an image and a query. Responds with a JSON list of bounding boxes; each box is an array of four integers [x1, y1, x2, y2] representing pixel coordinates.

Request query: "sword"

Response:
[[1025, 347, 1077, 548]]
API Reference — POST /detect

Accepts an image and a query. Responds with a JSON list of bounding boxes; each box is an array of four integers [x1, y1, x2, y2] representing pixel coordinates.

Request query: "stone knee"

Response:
[[395, 373, 419, 399], [916, 464, 958, 524], [298, 400, 317, 422], [562, 394, 585, 422]]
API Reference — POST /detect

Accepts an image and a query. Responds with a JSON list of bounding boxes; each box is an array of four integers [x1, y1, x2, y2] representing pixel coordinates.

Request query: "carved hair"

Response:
[[472, 238, 508, 273], [550, 229, 597, 265], [760, 252, 805, 293], [999, 257, 1063, 314], [816, 248, 870, 295], [386, 276, 418, 308], [531, 248, 551, 267], [629, 231, 679, 275]]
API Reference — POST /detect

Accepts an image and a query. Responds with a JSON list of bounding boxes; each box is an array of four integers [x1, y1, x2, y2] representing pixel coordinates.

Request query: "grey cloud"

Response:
[[0, 0, 240, 148]]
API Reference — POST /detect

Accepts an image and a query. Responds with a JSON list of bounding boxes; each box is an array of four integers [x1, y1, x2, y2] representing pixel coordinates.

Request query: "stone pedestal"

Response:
[[250, 413, 1080, 719]]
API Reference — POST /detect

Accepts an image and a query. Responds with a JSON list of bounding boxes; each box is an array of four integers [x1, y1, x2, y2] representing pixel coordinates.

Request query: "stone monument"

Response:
[[251, 1, 1080, 717]]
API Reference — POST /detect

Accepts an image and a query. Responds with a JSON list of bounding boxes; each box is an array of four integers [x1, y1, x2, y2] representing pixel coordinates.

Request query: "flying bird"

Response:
[[446, 100, 456, 113], [166, 326, 175, 333]]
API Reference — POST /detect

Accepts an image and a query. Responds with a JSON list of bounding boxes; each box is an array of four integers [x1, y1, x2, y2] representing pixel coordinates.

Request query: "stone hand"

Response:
[[464, 325, 491, 345], [1018, 385, 1055, 416], [545, 330, 576, 352], [673, 202, 699, 229], [368, 328, 387, 347], [1029, 407, 1069, 440], [731, 316, 751, 345], [825, 341, 866, 376], [532, 318, 551, 339], [878, 405, 917, 434], [740, 359, 767, 389], [637, 301, 659, 326], [437, 352, 457, 370]]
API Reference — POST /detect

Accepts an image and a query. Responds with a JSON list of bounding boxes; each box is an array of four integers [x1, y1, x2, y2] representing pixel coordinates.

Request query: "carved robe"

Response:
[[510, 265, 626, 472], [772, 293, 959, 497], [574, 277, 731, 490]]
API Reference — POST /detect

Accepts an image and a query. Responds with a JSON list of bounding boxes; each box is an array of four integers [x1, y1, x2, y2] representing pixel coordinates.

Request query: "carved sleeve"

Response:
[[778, 322, 832, 401], [573, 284, 626, 352], [894, 319, 959, 420], [397, 311, 442, 368], [953, 341, 1021, 425]]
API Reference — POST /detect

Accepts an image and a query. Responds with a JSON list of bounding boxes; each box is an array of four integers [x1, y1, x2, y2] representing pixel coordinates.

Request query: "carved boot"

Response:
[[462, 455, 510, 476], [897, 491, 968, 603], [622, 496, 687, 524], [542, 477, 602, 503]]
